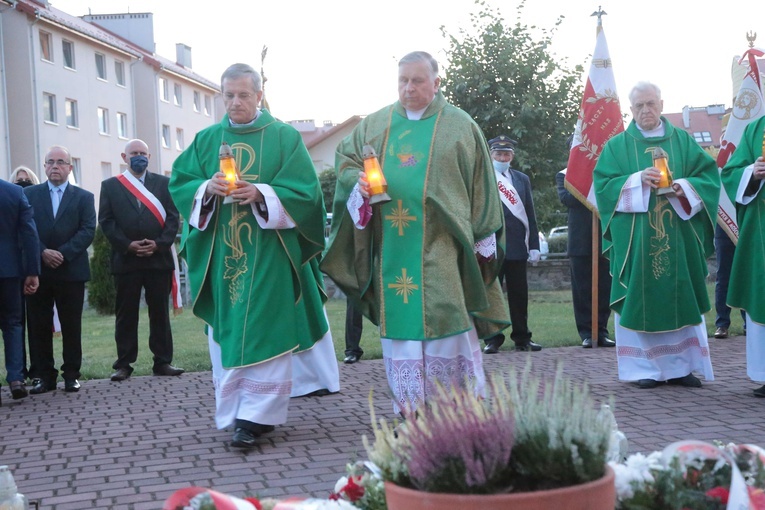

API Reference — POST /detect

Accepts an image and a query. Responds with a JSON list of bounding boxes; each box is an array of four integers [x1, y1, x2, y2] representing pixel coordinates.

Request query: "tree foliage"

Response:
[[319, 168, 337, 213], [88, 226, 115, 315], [441, 0, 584, 189]]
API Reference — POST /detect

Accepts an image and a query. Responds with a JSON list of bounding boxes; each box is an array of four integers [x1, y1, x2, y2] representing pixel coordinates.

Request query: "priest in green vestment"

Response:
[[594, 81, 719, 390], [169, 63, 339, 448], [720, 115, 765, 397], [321, 51, 510, 415]]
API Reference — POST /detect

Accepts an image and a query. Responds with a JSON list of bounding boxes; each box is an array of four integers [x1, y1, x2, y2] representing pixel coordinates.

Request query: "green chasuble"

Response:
[[321, 92, 510, 340], [593, 117, 719, 332], [721, 116, 765, 324], [169, 111, 328, 368]]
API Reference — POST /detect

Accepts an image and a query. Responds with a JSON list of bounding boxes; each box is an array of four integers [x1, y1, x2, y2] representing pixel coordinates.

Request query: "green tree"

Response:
[[319, 168, 336, 213], [440, 0, 584, 187], [87, 226, 115, 315]]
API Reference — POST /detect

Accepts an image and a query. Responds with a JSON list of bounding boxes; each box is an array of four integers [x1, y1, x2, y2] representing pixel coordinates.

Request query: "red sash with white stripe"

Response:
[[116, 171, 183, 312]]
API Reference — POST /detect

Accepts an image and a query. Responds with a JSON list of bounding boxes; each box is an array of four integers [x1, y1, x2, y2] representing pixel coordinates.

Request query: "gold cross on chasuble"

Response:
[[388, 268, 419, 304], [385, 199, 417, 236]]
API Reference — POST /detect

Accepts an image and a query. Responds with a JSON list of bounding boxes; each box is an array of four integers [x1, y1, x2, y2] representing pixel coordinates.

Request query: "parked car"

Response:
[[547, 226, 568, 255], [548, 226, 568, 239], [537, 232, 549, 261]]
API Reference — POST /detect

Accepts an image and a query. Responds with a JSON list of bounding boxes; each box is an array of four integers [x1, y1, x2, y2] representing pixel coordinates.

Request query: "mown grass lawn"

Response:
[[1, 283, 728, 381]]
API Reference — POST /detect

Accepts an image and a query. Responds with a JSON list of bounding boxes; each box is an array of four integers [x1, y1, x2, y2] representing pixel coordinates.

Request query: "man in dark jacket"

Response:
[[483, 135, 542, 353], [99, 139, 183, 382], [25, 145, 96, 394], [0, 179, 40, 400], [556, 169, 615, 348]]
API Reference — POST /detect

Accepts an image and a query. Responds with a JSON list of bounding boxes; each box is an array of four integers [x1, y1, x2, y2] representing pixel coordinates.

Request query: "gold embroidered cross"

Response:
[[388, 268, 419, 304], [385, 200, 416, 236]]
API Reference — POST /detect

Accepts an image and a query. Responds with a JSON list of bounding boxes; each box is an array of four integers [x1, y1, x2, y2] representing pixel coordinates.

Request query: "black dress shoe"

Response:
[[153, 364, 185, 376], [10, 381, 28, 400], [753, 385, 765, 398], [483, 341, 502, 354], [582, 338, 593, 348], [110, 367, 131, 382], [515, 341, 542, 352], [231, 428, 258, 448], [343, 353, 361, 364], [667, 373, 702, 388], [29, 378, 56, 394], [598, 337, 616, 347], [637, 379, 660, 389], [64, 379, 81, 392]]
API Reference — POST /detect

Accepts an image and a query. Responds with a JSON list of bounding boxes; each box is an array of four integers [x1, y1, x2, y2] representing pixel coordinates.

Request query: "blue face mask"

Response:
[[129, 155, 149, 174], [493, 160, 510, 174]]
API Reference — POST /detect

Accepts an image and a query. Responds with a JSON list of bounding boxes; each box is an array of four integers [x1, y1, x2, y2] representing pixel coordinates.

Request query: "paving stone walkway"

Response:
[[1, 334, 761, 509]]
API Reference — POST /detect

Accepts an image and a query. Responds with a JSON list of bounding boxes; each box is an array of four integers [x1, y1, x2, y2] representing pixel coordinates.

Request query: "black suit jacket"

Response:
[[555, 170, 603, 257], [502, 168, 540, 260], [24, 182, 96, 282], [98, 172, 180, 274], [0, 180, 40, 278]]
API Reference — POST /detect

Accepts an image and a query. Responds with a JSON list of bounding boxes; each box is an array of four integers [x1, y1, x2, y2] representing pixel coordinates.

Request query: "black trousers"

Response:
[[569, 255, 612, 341], [112, 270, 174, 372], [26, 279, 85, 383], [490, 259, 532, 346], [344, 299, 363, 357]]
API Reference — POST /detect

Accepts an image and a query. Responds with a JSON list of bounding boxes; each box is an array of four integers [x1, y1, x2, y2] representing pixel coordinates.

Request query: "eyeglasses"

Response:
[[45, 159, 71, 166]]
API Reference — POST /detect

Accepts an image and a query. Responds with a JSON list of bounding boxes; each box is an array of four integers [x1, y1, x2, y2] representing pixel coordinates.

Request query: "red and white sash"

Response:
[[495, 170, 529, 250], [116, 171, 183, 312]]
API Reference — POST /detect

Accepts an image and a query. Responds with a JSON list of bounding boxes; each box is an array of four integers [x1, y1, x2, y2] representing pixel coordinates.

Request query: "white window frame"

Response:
[[117, 112, 128, 139], [40, 31, 53, 62], [159, 78, 169, 102], [43, 93, 57, 123], [114, 60, 125, 86], [193, 91, 201, 112], [176, 128, 185, 150], [173, 83, 182, 107], [62, 39, 75, 69], [98, 107, 109, 134], [95, 52, 107, 80], [65, 99, 78, 128], [161, 124, 170, 148]]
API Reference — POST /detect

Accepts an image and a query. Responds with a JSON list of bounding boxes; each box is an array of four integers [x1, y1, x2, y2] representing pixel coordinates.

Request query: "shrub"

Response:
[[88, 226, 115, 315]]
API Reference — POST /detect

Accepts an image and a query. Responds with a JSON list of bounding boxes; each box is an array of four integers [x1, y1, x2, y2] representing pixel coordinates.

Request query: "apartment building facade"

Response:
[[0, 0, 220, 205]]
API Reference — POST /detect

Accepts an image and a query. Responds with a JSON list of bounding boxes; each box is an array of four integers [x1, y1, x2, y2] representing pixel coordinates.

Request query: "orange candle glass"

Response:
[[219, 141, 240, 195], [362, 144, 391, 205], [652, 147, 674, 194]]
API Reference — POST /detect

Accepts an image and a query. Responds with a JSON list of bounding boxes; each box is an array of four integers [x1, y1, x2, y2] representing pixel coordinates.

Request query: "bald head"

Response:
[[122, 139, 151, 176]]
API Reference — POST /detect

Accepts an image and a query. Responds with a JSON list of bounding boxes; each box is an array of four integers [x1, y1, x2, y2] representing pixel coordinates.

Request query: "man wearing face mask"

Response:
[[482, 135, 542, 354], [99, 138, 183, 381]]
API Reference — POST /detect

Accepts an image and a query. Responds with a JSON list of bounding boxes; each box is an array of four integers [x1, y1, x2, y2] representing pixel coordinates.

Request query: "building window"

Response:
[[204, 95, 211, 116], [176, 128, 185, 150], [65, 99, 78, 127], [62, 40, 75, 69], [114, 60, 125, 86], [193, 91, 201, 112], [40, 31, 53, 62], [43, 93, 56, 123], [173, 83, 182, 106], [159, 77, 169, 102], [95, 53, 107, 80], [693, 131, 712, 143], [71, 158, 81, 185], [161, 124, 170, 148], [98, 107, 109, 134], [101, 162, 112, 181], [117, 112, 128, 138]]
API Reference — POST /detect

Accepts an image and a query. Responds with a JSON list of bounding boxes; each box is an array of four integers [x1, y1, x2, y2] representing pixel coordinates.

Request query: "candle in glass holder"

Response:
[[362, 144, 391, 205], [761, 129, 765, 159], [219, 141, 240, 195], [652, 146, 674, 195]]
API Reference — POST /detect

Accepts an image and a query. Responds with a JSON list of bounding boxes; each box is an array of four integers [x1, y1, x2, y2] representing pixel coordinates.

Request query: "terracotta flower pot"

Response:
[[384, 465, 615, 510]]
